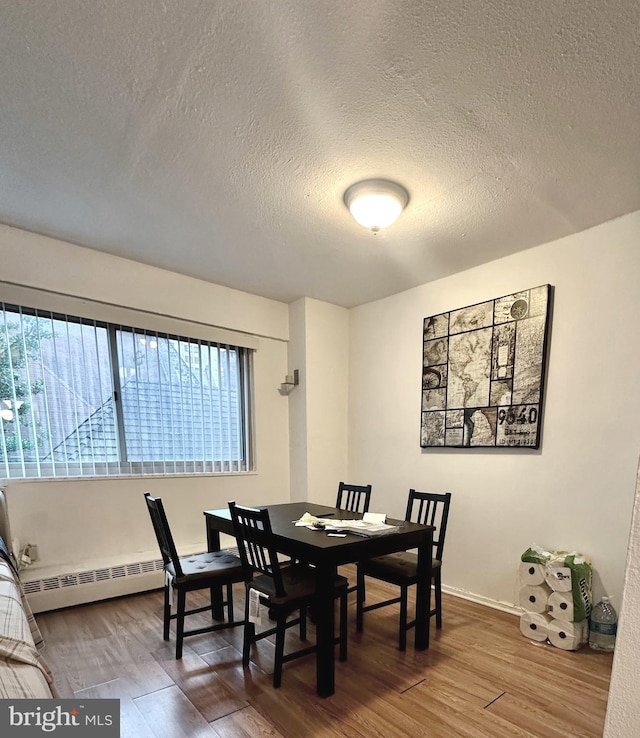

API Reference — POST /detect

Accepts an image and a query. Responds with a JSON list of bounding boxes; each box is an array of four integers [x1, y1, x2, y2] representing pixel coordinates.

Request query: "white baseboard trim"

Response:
[[442, 584, 521, 616]]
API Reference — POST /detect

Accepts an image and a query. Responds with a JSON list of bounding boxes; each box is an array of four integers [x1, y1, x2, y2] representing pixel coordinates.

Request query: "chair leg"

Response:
[[356, 566, 365, 632], [163, 582, 171, 641], [434, 570, 442, 629], [176, 589, 186, 659], [273, 613, 286, 688], [339, 590, 348, 662], [299, 604, 307, 640], [242, 593, 253, 667], [211, 584, 224, 620], [399, 585, 408, 652], [226, 582, 234, 622]]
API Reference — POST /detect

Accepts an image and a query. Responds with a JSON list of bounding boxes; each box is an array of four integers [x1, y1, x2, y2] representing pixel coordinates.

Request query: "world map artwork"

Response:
[[420, 285, 552, 448]]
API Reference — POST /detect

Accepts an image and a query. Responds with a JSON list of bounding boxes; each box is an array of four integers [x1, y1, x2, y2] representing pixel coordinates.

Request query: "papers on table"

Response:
[[294, 512, 325, 528], [293, 511, 399, 536], [362, 512, 386, 525], [324, 519, 399, 536]]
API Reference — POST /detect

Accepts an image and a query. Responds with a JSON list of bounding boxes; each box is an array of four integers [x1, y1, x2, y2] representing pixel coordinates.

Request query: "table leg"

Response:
[[315, 563, 336, 697], [415, 529, 433, 650], [206, 520, 225, 620]]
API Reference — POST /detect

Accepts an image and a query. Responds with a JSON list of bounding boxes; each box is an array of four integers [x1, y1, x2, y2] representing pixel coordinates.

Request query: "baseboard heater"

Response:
[[22, 548, 243, 614], [23, 558, 166, 613]]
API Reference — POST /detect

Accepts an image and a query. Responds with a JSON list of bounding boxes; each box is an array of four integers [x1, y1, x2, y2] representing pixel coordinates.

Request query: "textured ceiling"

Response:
[[1, 1, 639, 308]]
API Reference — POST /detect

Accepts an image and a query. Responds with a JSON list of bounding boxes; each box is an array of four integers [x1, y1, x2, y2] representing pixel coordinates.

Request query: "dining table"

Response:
[[203, 501, 434, 697]]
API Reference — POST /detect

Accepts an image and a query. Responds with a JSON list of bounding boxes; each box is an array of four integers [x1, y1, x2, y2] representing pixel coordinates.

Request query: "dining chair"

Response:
[[335, 481, 372, 595], [356, 489, 451, 650], [228, 500, 348, 688], [144, 492, 245, 659], [336, 481, 372, 515]]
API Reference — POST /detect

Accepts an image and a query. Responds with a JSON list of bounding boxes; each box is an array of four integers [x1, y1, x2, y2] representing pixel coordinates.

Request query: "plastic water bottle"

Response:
[[589, 596, 617, 652]]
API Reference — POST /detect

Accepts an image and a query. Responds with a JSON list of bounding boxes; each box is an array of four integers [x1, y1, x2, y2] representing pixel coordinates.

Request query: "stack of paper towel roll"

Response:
[[519, 561, 554, 643], [544, 562, 588, 650], [518, 560, 588, 650]]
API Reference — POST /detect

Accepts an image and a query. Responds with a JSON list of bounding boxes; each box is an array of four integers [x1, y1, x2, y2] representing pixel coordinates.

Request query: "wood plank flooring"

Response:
[[36, 566, 613, 738]]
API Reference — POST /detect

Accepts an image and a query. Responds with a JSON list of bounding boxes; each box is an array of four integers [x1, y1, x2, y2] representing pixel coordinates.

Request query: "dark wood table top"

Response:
[[204, 501, 432, 566]]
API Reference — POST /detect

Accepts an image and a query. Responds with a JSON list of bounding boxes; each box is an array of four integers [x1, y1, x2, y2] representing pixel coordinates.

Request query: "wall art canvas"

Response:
[[420, 284, 552, 448]]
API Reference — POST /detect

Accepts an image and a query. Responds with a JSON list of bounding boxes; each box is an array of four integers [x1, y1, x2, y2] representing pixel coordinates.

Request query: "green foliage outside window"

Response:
[[0, 316, 50, 459]]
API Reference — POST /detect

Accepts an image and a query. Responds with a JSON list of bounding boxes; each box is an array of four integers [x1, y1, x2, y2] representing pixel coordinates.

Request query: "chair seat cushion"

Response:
[[360, 552, 441, 585], [250, 564, 348, 607], [168, 550, 243, 583]]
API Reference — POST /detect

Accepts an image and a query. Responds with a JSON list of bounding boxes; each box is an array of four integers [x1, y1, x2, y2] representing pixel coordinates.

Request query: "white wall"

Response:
[[287, 299, 308, 503], [287, 298, 349, 505], [349, 211, 640, 609], [0, 225, 292, 587], [0, 224, 288, 341], [304, 298, 349, 506]]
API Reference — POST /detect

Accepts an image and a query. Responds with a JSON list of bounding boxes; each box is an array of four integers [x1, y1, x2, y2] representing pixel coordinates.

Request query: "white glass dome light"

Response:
[[344, 179, 409, 233]]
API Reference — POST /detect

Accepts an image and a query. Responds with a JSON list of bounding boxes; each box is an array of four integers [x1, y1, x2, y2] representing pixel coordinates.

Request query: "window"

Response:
[[0, 302, 253, 478]]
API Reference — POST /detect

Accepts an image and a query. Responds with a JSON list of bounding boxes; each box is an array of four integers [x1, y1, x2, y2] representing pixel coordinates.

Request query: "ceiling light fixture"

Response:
[[344, 179, 409, 233]]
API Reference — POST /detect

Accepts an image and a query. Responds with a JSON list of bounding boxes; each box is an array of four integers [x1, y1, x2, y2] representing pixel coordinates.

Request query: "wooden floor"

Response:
[[36, 566, 613, 738]]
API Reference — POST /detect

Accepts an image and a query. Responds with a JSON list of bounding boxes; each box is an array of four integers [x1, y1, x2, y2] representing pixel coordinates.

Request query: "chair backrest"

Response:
[[336, 482, 372, 514], [144, 492, 184, 578], [405, 490, 451, 562], [228, 501, 287, 598]]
